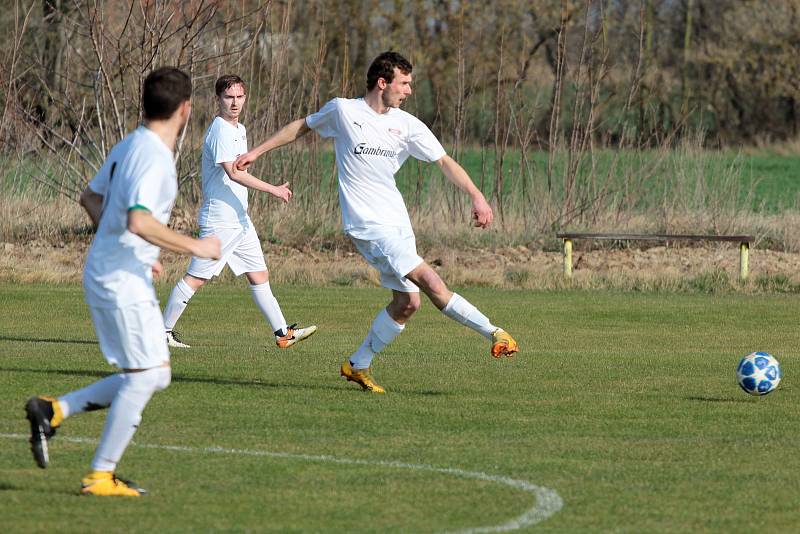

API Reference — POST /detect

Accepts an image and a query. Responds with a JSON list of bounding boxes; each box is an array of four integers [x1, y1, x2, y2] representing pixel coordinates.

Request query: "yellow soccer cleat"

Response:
[[340, 359, 385, 393], [276, 324, 318, 349], [25, 395, 64, 469], [491, 328, 519, 358], [80, 471, 146, 497]]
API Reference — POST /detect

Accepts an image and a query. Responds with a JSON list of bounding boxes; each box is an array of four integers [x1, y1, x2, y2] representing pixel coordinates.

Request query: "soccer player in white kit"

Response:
[[236, 52, 519, 393], [24, 68, 221, 496], [162, 75, 316, 350]]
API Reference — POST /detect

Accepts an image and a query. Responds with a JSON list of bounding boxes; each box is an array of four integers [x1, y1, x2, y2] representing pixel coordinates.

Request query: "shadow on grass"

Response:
[[0, 335, 97, 345], [0, 367, 449, 396], [685, 395, 750, 403]]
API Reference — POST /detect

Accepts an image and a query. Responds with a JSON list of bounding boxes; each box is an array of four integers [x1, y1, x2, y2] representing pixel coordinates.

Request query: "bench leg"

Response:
[[739, 242, 749, 282], [563, 238, 573, 278]]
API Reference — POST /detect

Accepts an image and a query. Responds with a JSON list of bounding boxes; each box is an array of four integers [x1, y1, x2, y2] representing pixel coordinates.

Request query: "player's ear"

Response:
[[179, 99, 192, 123]]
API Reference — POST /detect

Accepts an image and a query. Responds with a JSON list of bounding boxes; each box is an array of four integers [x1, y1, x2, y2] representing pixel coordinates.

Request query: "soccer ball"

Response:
[[736, 352, 781, 396]]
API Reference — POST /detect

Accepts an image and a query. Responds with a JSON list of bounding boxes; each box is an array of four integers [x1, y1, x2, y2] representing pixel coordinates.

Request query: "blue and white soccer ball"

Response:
[[736, 352, 781, 396]]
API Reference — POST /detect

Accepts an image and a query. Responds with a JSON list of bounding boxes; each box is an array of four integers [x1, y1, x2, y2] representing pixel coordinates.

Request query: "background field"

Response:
[[1, 283, 797, 532], [6, 149, 800, 213]]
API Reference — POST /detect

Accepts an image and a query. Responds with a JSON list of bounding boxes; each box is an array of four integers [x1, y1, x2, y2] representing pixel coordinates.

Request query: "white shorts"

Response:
[[89, 301, 170, 369], [187, 225, 267, 279], [350, 230, 423, 293]]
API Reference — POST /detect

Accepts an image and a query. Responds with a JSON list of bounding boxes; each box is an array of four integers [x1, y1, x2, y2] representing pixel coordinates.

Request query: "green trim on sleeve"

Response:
[[127, 204, 151, 212]]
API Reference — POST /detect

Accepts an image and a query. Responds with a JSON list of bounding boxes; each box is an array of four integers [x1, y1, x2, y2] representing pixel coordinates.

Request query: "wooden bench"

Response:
[[555, 232, 756, 281]]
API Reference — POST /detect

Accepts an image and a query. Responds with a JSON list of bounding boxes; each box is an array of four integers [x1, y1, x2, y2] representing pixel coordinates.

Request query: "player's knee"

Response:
[[247, 270, 269, 285], [389, 294, 420, 320], [410, 294, 423, 313], [185, 275, 207, 290], [401, 294, 422, 316], [154, 366, 172, 391], [125, 366, 171, 393], [410, 264, 446, 294]]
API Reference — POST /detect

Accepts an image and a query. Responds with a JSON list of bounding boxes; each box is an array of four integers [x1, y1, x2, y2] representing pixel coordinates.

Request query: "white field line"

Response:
[[1, 432, 563, 532]]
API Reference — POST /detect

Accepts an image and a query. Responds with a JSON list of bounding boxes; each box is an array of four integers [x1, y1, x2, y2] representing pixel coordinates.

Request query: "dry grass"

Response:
[[5, 188, 800, 292], [6, 239, 800, 293], [0, 193, 90, 245]]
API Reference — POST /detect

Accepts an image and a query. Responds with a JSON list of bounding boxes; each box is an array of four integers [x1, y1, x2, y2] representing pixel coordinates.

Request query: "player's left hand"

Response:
[[472, 196, 493, 228], [151, 259, 164, 278]]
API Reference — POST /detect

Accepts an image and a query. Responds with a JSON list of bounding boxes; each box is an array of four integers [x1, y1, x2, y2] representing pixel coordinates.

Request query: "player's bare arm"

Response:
[[79, 186, 104, 226], [127, 209, 221, 259], [235, 118, 311, 171], [221, 161, 292, 203], [435, 155, 493, 228]]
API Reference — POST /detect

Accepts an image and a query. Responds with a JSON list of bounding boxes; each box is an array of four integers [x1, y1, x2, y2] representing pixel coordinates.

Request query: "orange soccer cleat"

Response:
[[491, 329, 519, 358]]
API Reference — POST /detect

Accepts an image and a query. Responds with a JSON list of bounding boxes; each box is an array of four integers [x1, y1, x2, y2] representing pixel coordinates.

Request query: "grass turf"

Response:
[[0, 283, 797, 532]]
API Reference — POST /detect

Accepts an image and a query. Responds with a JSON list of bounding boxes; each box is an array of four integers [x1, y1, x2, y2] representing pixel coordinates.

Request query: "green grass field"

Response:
[[1, 283, 798, 532], [295, 148, 800, 213]]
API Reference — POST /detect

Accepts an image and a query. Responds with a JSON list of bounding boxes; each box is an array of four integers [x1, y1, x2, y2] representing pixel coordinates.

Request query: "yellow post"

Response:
[[563, 238, 573, 278], [739, 242, 749, 282]]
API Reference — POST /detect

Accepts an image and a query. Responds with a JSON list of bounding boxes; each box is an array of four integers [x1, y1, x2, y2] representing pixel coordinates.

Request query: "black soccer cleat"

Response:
[[166, 329, 191, 348], [25, 396, 60, 469]]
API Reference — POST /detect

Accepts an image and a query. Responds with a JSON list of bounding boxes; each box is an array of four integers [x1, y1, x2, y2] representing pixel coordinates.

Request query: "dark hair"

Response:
[[215, 75, 247, 97], [366, 51, 412, 90], [142, 67, 192, 120]]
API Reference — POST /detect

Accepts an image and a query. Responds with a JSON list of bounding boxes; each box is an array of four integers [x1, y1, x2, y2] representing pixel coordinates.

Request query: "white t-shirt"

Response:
[[306, 97, 446, 239], [197, 117, 250, 229], [83, 126, 177, 308]]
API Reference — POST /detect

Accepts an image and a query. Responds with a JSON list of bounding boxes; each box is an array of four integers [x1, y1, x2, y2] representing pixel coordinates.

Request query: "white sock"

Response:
[[442, 293, 497, 341], [349, 308, 405, 369], [91, 366, 171, 473], [250, 281, 287, 335], [163, 279, 196, 331], [58, 373, 125, 419]]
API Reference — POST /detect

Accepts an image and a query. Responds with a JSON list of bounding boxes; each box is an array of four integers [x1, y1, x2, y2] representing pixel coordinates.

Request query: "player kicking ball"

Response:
[[236, 52, 518, 393], [25, 68, 222, 496], [162, 75, 316, 350]]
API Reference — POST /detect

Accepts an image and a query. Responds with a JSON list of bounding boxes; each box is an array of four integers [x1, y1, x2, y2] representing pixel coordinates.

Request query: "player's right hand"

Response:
[[272, 182, 292, 203], [471, 196, 494, 228], [194, 236, 221, 260], [151, 259, 164, 278], [234, 151, 256, 171]]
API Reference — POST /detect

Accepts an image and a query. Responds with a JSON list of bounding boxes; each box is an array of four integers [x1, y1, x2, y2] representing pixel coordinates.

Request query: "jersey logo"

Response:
[[388, 128, 402, 136], [354, 143, 397, 157], [353, 121, 363, 130]]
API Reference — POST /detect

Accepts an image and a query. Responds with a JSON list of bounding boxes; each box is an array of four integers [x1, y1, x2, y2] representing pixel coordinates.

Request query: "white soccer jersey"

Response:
[[197, 116, 250, 228], [83, 126, 178, 308], [306, 97, 446, 239]]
